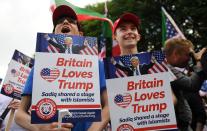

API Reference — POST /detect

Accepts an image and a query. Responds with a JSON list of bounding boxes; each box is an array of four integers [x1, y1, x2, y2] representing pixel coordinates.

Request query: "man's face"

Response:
[[54, 17, 79, 35], [114, 22, 140, 49], [176, 48, 191, 68], [64, 38, 72, 46], [131, 59, 139, 67], [170, 47, 191, 68]]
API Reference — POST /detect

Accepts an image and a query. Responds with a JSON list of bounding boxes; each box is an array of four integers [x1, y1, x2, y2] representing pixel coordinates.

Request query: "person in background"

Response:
[[15, 5, 108, 131], [164, 37, 207, 131], [0, 94, 23, 131]]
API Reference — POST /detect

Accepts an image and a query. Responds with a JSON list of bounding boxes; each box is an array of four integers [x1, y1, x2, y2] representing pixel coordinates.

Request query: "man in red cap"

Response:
[[15, 5, 108, 131], [113, 13, 141, 56]]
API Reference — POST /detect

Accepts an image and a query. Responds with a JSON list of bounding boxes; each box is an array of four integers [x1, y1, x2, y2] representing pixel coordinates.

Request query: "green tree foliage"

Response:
[[81, 0, 207, 54]]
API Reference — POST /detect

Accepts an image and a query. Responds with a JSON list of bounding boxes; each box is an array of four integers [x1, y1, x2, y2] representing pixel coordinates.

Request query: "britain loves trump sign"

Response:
[[1, 50, 33, 99], [31, 33, 101, 123]]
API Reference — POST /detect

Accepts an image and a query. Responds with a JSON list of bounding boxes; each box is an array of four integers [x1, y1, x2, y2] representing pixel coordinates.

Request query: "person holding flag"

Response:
[[15, 5, 108, 131]]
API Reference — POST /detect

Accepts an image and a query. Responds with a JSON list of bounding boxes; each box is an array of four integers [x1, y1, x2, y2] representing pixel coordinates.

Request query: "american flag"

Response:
[[165, 18, 178, 39], [47, 44, 60, 53], [11, 69, 19, 77], [80, 37, 98, 55], [162, 7, 186, 45], [114, 94, 132, 108], [148, 51, 169, 74], [115, 55, 133, 78], [40, 68, 60, 82], [47, 34, 65, 53], [98, 35, 106, 59]]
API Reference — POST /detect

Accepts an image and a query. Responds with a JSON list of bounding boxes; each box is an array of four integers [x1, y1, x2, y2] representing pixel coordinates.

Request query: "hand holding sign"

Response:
[[58, 109, 72, 128]]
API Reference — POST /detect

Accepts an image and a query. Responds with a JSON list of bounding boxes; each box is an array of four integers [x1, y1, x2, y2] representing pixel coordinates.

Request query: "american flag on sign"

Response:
[[11, 69, 19, 77], [47, 43, 60, 53], [115, 55, 133, 78], [47, 34, 66, 53], [114, 94, 132, 108], [40, 68, 60, 82], [148, 51, 169, 74], [80, 37, 98, 55]]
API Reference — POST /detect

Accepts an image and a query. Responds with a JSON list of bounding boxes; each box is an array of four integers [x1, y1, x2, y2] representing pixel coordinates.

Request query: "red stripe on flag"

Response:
[[148, 60, 168, 74], [80, 46, 98, 55], [92, 46, 98, 55], [115, 69, 127, 77], [99, 46, 106, 59], [47, 44, 60, 53]]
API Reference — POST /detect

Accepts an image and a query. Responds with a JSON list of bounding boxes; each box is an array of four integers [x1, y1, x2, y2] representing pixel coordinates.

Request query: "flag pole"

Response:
[[104, 0, 108, 17], [161, 7, 186, 39]]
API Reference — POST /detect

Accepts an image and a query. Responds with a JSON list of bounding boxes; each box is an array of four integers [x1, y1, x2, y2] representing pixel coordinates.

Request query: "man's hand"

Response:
[[37, 122, 73, 131], [110, 57, 116, 65], [8, 99, 20, 110], [193, 47, 207, 61], [49, 122, 73, 131], [83, 39, 89, 46], [151, 56, 157, 63], [44, 34, 50, 40]]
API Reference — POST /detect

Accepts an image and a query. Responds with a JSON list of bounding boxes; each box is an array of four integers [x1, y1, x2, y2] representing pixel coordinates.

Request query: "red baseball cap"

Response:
[[113, 13, 141, 35], [52, 5, 78, 26]]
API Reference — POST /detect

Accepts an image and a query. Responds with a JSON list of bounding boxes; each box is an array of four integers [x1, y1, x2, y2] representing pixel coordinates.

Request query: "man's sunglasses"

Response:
[[56, 17, 77, 25]]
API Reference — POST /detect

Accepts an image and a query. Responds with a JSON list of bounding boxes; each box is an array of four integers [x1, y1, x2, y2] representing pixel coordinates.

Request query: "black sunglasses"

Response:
[[56, 17, 77, 25]]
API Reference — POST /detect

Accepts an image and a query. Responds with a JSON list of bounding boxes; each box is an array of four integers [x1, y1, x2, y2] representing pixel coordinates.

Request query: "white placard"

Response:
[[107, 72, 177, 131]]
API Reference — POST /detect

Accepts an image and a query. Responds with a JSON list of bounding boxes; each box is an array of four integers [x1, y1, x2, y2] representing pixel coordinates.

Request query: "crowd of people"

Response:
[[0, 4, 207, 131]]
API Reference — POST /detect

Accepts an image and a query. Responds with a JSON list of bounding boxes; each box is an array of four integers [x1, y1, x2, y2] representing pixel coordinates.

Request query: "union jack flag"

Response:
[[40, 68, 60, 82], [114, 93, 132, 108]]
